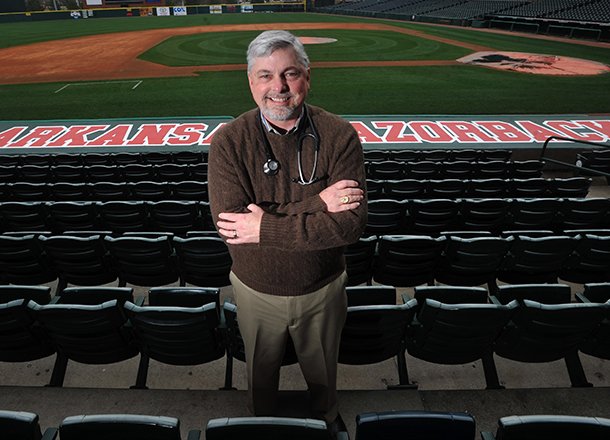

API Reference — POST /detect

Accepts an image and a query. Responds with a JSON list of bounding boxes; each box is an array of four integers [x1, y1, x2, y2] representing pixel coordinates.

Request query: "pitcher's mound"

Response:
[[458, 51, 610, 75]]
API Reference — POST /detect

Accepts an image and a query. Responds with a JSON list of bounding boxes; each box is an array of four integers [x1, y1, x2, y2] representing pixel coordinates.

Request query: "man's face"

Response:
[[248, 46, 310, 129]]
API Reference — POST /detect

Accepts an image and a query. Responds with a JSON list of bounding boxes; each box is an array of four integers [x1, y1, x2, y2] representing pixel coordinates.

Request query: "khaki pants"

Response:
[[230, 271, 348, 423]]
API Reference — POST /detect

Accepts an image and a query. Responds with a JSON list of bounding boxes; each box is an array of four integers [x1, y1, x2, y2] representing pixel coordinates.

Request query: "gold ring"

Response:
[[340, 195, 350, 204]]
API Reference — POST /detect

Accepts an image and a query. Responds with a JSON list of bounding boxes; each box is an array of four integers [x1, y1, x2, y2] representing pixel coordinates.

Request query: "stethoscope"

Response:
[[260, 106, 323, 185]]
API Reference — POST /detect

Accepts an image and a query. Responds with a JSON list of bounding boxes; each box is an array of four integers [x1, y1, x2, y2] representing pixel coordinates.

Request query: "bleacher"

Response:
[[1, 147, 609, 438]]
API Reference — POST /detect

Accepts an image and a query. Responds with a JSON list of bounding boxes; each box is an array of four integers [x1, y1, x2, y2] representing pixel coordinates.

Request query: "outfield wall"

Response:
[[0, 2, 305, 23]]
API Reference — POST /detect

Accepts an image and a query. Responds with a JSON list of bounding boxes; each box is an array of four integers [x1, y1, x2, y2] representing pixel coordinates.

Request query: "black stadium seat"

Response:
[[356, 410, 476, 440]]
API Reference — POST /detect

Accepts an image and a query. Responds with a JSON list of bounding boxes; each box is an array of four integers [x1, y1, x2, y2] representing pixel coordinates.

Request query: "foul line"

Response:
[[54, 80, 143, 94]]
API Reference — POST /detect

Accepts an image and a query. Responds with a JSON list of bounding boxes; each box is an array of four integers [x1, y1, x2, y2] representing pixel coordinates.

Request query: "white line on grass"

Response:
[[54, 80, 143, 93]]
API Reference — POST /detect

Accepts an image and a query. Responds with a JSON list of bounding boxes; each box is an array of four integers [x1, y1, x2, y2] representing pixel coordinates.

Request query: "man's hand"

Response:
[[319, 179, 364, 213], [217, 204, 264, 244]]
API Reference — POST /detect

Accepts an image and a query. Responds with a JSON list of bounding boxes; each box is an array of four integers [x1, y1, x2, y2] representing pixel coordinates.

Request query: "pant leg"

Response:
[[230, 272, 289, 416], [288, 271, 348, 423]]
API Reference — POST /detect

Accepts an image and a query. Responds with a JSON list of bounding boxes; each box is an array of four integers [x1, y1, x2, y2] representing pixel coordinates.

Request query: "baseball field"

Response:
[[0, 12, 609, 120]]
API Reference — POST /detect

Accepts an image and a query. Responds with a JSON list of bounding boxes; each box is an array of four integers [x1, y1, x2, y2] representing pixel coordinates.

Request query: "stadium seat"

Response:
[[172, 181, 209, 201], [346, 285, 397, 307], [205, 416, 337, 440], [50, 182, 91, 202], [172, 236, 232, 287], [367, 160, 406, 180], [55, 286, 137, 306], [497, 235, 576, 285], [406, 298, 516, 389], [495, 283, 572, 305], [10, 182, 51, 202], [148, 287, 221, 309], [413, 285, 489, 306], [0, 410, 57, 440], [481, 415, 610, 440], [560, 234, 610, 283], [509, 198, 562, 231], [344, 235, 377, 286], [576, 283, 610, 361], [86, 165, 123, 183], [465, 178, 507, 198], [384, 179, 427, 200], [0, 299, 56, 364], [406, 199, 460, 234], [0, 284, 51, 304], [493, 299, 606, 387], [45, 201, 100, 233], [96, 201, 149, 233], [557, 197, 610, 231], [89, 182, 132, 201], [124, 300, 226, 389], [0, 234, 57, 285], [56, 413, 200, 440], [156, 163, 191, 182], [404, 160, 439, 179], [30, 299, 140, 387], [147, 200, 203, 236], [459, 198, 512, 233], [0, 201, 48, 232], [548, 177, 591, 198], [435, 235, 512, 290], [365, 199, 408, 235], [39, 234, 117, 293], [172, 151, 204, 165], [373, 235, 446, 287], [425, 179, 466, 199], [355, 410, 476, 440], [104, 235, 180, 287], [128, 181, 172, 201], [339, 297, 418, 389]]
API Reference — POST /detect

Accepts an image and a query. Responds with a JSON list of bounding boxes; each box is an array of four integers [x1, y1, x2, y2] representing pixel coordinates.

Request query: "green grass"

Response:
[[0, 13, 609, 119], [139, 29, 471, 66]]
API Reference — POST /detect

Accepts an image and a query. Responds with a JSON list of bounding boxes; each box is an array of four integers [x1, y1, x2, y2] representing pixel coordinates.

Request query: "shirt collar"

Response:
[[260, 107, 305, 135]]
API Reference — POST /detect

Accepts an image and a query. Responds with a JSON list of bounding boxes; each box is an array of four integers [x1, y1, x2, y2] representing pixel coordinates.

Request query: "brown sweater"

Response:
[[208, 105, 367, 296]]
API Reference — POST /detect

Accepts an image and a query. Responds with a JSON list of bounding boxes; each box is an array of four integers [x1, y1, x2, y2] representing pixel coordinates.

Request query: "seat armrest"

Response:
[[42, 427, 59, 440], [575, 292, 590, 303], [480, 431, 495, 440], [133, 295, 146, 306]]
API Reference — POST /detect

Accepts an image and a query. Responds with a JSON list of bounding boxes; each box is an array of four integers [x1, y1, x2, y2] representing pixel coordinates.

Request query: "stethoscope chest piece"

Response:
[[263, 158, 280, 176]]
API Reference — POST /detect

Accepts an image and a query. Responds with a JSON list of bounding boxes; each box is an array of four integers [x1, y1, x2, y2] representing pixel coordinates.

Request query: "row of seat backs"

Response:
[[366, 177, 591, 200], [2, 177, 588, 204], [2, 195, 608, 236], [0, 149, 506, 167], [0, 200, 213, 234], [3, 409, 610, 440], [0, 163, 208, 184], [1, 283, 608, 390], [364, 148, 512, 162], [0, 151, 207, 167], [348, 233, 610, 287], [365, 159, 544, 180], [0, 181, 210, 203], [0, 234, 231, 291], [366, 197, 610, 234]]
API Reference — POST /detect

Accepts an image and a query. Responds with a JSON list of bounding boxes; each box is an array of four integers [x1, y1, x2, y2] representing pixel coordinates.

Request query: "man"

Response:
[[208, 30, 367, 430]]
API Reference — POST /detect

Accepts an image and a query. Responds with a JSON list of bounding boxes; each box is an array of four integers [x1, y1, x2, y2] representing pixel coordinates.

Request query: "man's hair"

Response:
[[247, 30, 310, 73]]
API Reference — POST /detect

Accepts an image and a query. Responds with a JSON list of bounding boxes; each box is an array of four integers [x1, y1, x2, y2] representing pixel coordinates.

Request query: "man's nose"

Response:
[[271, 75, 288, 92]]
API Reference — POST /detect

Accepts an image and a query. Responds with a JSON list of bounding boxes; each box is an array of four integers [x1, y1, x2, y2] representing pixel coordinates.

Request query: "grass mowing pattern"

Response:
[[138, 29, 472, 66], [0, 13, 608, 119]]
